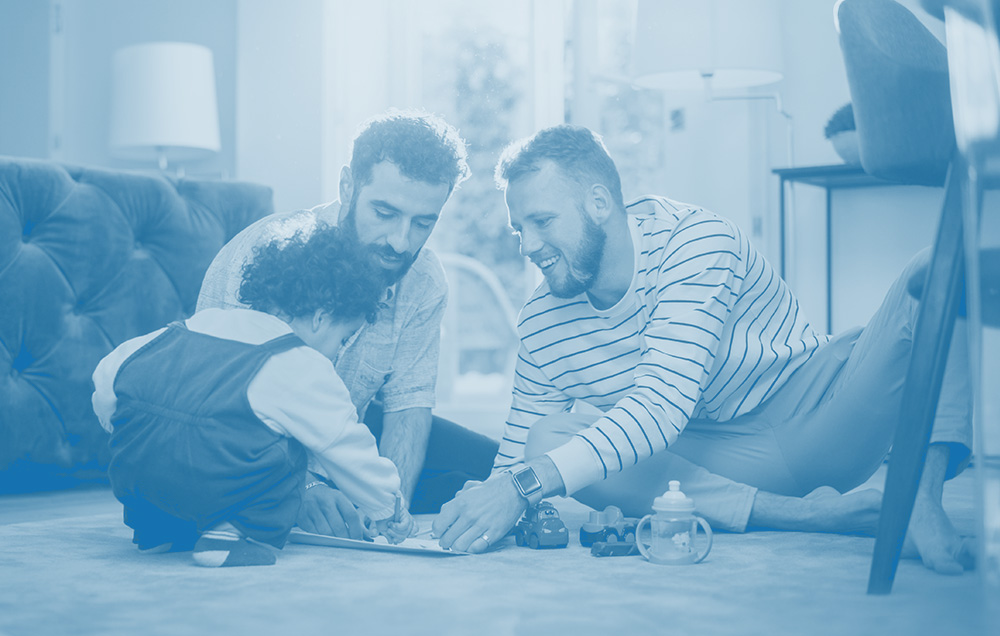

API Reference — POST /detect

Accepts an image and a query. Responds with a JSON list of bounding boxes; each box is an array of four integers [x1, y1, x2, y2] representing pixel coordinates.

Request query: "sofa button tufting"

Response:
[[1, 157, 276, 483], [11, 344, 33, 373]]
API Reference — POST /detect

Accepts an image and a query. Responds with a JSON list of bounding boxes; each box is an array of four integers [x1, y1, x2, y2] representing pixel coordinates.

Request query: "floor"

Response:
[[0, 467, 996, 636]]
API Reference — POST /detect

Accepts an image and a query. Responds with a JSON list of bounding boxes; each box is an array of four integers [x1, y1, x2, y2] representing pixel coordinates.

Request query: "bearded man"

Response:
[[198, 110, 499, 538]]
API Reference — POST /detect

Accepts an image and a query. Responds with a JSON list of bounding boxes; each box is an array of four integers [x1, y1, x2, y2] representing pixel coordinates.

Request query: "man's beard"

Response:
[[548, 211, 606, 299], [341, 194, 420, 285]]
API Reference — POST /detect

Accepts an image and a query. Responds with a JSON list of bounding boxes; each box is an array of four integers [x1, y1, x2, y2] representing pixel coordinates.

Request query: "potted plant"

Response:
[[824, 103, 861, 165]]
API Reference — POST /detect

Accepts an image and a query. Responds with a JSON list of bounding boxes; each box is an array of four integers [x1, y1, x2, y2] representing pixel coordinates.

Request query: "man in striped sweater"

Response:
[[433, 125, 973, 575]]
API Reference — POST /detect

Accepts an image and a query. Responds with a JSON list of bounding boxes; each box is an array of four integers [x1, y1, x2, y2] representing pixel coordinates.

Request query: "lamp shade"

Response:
[[109, 42, 221, 163], [632, 0, 784, 90]]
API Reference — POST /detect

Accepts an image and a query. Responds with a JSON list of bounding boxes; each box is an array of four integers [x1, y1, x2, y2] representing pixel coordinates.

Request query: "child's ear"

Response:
[[311, 309, 327, 333]]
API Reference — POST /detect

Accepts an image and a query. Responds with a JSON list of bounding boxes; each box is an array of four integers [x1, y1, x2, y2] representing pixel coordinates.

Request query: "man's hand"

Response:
[[432, 473, 527, 554], [297, 485, 365, 539], [379, 408, 432, 505]]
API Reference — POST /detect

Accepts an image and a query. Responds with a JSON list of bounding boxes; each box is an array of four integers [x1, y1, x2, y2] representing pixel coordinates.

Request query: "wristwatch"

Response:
[[508, 466, 544, 506]]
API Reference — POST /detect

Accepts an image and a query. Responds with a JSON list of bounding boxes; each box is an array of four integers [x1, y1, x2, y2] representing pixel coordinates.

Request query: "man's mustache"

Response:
[[372, 245, 410, 263]]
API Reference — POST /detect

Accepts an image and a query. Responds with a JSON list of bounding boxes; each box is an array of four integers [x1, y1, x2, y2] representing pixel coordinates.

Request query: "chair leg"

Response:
[[867, 160, 966, 595]]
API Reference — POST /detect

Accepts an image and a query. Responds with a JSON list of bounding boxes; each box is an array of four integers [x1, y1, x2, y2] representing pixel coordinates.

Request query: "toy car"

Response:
[[514, 502, 569, 549], [579, 505, 638, 547], [590, 540, 639, 557]]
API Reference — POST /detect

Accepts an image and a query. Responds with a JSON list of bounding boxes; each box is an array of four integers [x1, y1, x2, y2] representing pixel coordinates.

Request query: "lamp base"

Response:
[[154, 150, 185, 178]]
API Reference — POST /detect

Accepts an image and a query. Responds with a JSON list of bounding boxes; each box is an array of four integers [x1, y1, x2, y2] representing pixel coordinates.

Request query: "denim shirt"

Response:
[[196, 201, 447, 418]]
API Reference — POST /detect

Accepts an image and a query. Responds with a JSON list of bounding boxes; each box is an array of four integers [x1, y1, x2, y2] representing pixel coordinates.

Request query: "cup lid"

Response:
[[651, 480, 695, 513]]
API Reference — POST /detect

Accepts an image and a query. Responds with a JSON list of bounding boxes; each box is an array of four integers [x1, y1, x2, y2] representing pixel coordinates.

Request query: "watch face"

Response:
[[514, 468, 541, 494]]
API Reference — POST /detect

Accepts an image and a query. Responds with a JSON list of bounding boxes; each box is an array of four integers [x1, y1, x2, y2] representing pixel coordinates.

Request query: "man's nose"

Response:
[[519, 229, 542, 258], [386, 219, 411, 254]]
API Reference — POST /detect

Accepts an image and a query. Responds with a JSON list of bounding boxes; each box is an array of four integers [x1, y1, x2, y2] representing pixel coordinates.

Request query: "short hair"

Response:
[[238, 226, 385, 323], [494, 125, 624, 207], [350, 109, 471, 195]]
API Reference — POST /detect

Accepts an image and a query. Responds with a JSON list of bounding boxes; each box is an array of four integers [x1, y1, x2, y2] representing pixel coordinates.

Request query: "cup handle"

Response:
[[635, 514, 653, 560], [692, 516, 713, 563]]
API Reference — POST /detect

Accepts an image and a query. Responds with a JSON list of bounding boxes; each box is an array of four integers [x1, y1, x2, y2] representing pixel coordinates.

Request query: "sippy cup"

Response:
[[636, 480, 713, 565]]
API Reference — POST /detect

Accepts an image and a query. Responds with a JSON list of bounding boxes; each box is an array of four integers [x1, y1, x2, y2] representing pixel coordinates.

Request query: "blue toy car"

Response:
[[579, 505, 638, 547]]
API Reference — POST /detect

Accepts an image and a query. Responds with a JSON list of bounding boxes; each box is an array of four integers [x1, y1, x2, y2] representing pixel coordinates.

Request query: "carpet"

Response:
[[0, 472, 994, 636]]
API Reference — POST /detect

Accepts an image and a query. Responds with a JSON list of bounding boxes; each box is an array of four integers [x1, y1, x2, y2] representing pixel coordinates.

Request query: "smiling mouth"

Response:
[[537, 255, 560, 271]]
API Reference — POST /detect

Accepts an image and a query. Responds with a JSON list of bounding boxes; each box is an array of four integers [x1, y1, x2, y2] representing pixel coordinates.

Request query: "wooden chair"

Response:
[[837, 0, 1000, 594]]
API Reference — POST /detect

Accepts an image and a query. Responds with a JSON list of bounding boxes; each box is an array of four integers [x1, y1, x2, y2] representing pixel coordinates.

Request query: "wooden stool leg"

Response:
[[867, 161, 966, 594]]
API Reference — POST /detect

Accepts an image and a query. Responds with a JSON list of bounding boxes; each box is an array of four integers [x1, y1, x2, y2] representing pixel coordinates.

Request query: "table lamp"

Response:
[[631, 0, 784, 91], [631, 0, 795, 278], [629, 0, 791, 160], [109, 42, 221, 172]]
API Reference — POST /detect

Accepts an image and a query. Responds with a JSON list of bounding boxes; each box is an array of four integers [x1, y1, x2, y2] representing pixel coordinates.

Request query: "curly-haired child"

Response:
[[92, 225, 415, 567]]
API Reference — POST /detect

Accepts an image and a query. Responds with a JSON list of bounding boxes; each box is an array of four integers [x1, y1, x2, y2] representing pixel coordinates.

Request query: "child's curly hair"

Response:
[[238, 225, 385, 323]]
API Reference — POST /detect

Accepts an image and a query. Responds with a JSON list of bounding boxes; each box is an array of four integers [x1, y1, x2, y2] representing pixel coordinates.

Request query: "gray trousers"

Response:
[[525, 250, 973, 532]]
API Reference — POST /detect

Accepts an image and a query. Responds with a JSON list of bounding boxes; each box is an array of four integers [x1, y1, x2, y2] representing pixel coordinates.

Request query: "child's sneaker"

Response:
[[136, 534, 198, 554], [192, 529, 276, 567]]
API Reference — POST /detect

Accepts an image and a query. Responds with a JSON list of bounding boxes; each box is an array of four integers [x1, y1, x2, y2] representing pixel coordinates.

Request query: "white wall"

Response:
[[320, 0, 412, 204], [776, 0, 944, 333], [778, 0, 855, 330], [0, 0, 50, 159], [235, 0, 325, 213], [235, 0, 427, 213], [637, 0, 851, 310], [644, 0, 945, 334], [50, 0, 238, 177], [830, 186, 942, 330], [654, 94, 758, 243]]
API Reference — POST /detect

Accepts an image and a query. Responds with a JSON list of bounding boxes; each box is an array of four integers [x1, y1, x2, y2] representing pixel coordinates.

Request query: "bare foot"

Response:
[[901, 494, 976, 575], [750, 487, 882, 534], [803, 486, 883, 535], [804, 485, 841, 500]]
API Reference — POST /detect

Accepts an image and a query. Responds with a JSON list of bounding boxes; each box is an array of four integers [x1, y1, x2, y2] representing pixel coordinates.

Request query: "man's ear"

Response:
[[339, 166, 354, 215], [584, 184, 614, 225]]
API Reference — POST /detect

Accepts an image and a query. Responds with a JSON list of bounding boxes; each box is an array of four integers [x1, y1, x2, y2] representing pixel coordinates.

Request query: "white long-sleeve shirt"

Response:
[[92, 308, 401, 521], [494, 197, 829, 495]]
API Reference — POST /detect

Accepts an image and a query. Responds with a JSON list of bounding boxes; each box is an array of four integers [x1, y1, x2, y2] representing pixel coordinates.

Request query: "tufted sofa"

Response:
[[0, 157, 274, 492]]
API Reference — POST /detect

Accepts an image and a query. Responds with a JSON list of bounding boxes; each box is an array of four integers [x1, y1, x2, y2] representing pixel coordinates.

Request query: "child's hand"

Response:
[[375, 508, 416, 545]]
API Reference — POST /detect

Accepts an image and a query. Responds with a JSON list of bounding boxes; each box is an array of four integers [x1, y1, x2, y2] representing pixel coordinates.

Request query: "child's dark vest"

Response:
[[108, 322, 309, 546]]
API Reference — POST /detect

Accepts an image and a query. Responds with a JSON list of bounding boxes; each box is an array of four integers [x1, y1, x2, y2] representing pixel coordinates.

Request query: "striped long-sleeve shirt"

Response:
[[494, 196, 830, 495]]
